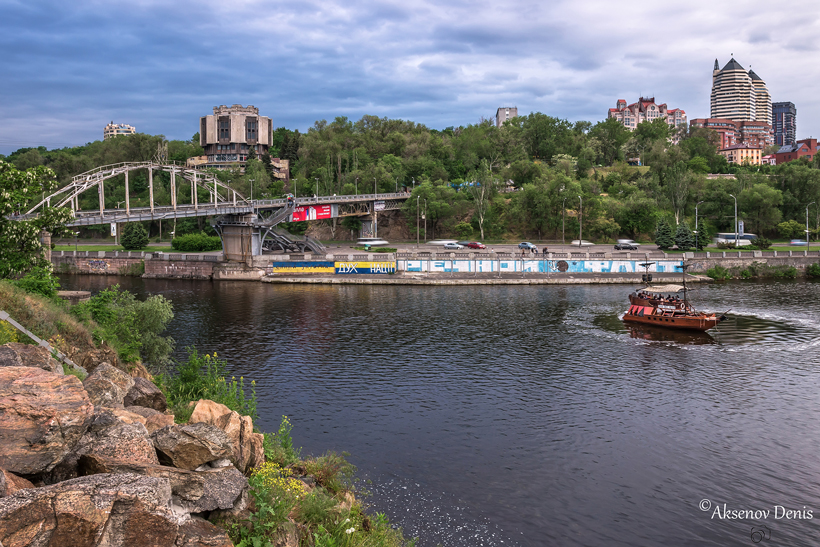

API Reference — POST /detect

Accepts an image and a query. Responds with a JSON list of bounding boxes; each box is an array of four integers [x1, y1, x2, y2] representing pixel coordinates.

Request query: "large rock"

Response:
[[0, 468, 34, 498], [0, 366, 94, 475], [82, 362, 134, 408], [46, 409, 159, 484], [151, 423, 234, 471], [80, 454, 249, 514], [189, 399, 265, 474], [0, 473, 235, 547], [0, 343, 62, 374], [124, 376, 167, 411], [146, 413, 176, 434]]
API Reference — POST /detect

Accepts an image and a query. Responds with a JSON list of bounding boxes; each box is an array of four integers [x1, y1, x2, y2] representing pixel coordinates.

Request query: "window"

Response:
[[218, 119, 230, 140], [246, 118, 258, 141]]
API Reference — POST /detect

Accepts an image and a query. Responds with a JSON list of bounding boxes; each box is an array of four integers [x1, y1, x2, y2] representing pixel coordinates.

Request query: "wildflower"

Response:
[[345, 527, 355, 534]]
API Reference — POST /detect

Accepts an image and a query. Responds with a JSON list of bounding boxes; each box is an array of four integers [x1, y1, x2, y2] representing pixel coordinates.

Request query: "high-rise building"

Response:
[[103, 122, 136, 140], [199, 105, 272, 168], [710, 58, 771, 124], [772, 102, 796, 146], [496, 107, 518, 127]]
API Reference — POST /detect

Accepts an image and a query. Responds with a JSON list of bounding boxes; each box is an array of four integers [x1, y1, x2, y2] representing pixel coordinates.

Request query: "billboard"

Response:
[[268, 261, 335, 274], [335, 261, 396, 274], [291, 205, 333, 222]]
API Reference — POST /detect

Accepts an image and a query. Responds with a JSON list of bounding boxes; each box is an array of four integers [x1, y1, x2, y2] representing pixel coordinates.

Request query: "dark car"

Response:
[[467, 242, 486, 249], [614, 242, 638, 250], [518, 242, 537, 250]]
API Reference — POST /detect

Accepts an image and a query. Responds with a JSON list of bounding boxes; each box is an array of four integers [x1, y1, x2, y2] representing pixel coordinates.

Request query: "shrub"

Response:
[[171, 232, 222, 252], [304, 452, 356, 496], [156, 348, 257, 423], [807, 263, 820, 278], [0, 320, 18, 344], [654, 219, 674, 250], [264, 415, 301, 466], [121, 223, 149, 250], [706, 265, 732, 280], [750, 237, 772, 249], [13, 266, 60, 298], [674, 222, 694, 251]]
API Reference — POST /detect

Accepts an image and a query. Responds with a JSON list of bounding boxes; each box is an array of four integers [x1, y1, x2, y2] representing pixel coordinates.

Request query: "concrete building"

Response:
[[103, 122, 136, 140], [496, 107, 518, 127], [199, 105, 272, 168], [719, 144, 762, 165], [607, 97, 687, 132], [775, 138, 818, 165], [772, 102, 797, 146], [710, 58, 771, 124], [690, 118, 773, 149]]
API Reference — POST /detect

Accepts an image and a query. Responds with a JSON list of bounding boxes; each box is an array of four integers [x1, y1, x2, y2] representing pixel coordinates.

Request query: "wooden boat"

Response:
[[623, 264, 727, 332]]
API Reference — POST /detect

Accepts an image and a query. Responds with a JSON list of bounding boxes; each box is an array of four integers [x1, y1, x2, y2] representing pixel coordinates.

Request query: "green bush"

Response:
[[171, 232, 222, 252], [13, 266, 60, 298], [264, 415, 301, 465], [155, 348, 257, 423], [706, 265, 732, 280], [807, 263, 820, 278], [121, 223, 149, 250], [750, 237, 772, 249]]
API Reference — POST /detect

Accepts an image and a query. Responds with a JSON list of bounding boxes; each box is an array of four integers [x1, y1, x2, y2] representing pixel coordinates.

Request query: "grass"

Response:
[[53, 245, 173, 252]]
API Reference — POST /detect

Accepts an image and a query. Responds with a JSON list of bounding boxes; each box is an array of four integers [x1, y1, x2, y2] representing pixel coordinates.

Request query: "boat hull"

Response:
[[623, 294, 724, 332], [622, 313, 720, 331]]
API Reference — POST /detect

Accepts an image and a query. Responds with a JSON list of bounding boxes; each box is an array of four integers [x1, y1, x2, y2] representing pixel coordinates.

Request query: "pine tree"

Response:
[[694, 223, 710, 250], [121, 222, 149, 250], [674, 221, 694, 251], [655, 219, 674, 250]]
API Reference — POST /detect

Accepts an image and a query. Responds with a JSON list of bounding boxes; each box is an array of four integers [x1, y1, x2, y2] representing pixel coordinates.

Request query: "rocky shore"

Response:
[[0, 343, 274, 546]]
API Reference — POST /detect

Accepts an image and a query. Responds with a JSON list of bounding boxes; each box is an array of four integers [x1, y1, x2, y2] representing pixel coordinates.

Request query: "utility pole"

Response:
[[695, 200, 704, 250], [562, 196, 567, 245], [416, 195, 420, 248], [808, 202, 816, 254], [424, 199, 427, 242], [578, 195, 583, 246], [729, 193, 738, 247]]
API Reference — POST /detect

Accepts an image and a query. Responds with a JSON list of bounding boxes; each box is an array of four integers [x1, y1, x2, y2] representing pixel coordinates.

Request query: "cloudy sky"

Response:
[[2, 0, 819, 156]]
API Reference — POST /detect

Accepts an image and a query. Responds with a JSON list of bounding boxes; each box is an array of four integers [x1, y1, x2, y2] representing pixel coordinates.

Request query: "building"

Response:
[[719, 144, 762, 165], [689, 118, 773, 149], [199, 105, 272, 168], [103, 122, 136, 140], [496, 107, 518, 127], [774, 138, 818, 165], [710, 58, 771, 124], [772, 102, 796, 146], [762, 154, 776, 166], [607, 97, 687, 131]]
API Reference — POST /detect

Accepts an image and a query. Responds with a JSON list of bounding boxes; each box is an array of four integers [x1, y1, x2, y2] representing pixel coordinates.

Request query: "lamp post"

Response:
[[74, 231, 79, 253], [424, 199, 427, 242], [374, 177, 377, 196], [416, 195, 420, 248], [314, 178, 319, 198], [355, 177, 358, 194], [562, 196, 567, 245], [729, 193, 738, 248], [808, 202, 816, 254], [249, 179, 254, 202], [695, 200, 704, 250], [395, 177, 398, 193], [412, 177, 415, 190], [578, 195, 583, 247]]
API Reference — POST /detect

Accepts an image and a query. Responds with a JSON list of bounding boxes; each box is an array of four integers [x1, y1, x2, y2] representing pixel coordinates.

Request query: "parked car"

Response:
[[518, 242, 537, 250], [570, 240, 594, 247], [467, 242, 486, 249], [614, 242, 638, 250], [443, 242, 464, 250]]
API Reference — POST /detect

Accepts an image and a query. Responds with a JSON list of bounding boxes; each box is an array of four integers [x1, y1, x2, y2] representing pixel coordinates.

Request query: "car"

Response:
[[570, 240, 594, 247], [457, 241, 472, 247], [617, 239, 640, 246], [614, 242, 638, 250], [466, 242, 486, 249], [443, 242, 464, 250], [518, 242, 537, 250], [428, 239, 458, 246], [790, 239, 808, 246]]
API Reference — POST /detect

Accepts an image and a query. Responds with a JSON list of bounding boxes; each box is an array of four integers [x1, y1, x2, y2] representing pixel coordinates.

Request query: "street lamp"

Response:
[[577, 195, 583, 247], [424, 199, 427, 242], [416, 195, 420, 248], [395, 176, 398, 193], [249, 179, 254, 202], [355, 177, 358, 195], [729, 193, 738, 248], [808, 202, 816, 254], [374, 177, 377, 196], [412, 177, 415, 190], [695, 200, 704, 250], [74, 231, 79, 253], [314, 178, 319, 198], [562, 196, 567, 245]]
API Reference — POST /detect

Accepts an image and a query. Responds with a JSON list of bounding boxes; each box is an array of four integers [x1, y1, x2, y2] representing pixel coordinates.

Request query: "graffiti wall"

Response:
[[402, 259, 683, 273], [335, 261, 396, 274], [268, 261, 335, 274]]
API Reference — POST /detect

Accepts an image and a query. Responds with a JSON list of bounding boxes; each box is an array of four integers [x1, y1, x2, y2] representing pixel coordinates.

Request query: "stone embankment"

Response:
[[0, 343, 267, 547]]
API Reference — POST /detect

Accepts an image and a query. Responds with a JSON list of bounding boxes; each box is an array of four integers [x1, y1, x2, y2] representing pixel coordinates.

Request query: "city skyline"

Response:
[[1, 0, 819, 156]]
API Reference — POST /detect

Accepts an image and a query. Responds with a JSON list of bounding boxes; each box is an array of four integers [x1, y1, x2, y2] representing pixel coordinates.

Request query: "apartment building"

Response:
[[199, 105, 272, 168], [607, 97, 687, 131], [772, 102, 797, 146], [103, 122, 136, 140]]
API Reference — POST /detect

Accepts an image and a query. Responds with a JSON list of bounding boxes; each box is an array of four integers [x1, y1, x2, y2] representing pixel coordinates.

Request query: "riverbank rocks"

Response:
[[0, 468, 34, 498], [0, 343, 62, 374], [190, 399, 265, 474], [124, 376, 167, 411], [82, 362, 134, 408], [79, 454, 249, 514], [0, 366, 93, 475], [151, 423, 234, 470], [0, 472, 232, 547]]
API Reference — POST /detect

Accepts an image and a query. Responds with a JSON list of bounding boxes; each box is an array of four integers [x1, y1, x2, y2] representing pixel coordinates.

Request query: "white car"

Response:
[[617, 239, 640, 246], [570, 240, 594, 247], [428, 239, 458, 246], [443, 242, 464, 250]]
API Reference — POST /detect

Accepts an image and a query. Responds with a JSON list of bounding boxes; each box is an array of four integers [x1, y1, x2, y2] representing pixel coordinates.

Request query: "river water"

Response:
[[59, 275, 820, 546]]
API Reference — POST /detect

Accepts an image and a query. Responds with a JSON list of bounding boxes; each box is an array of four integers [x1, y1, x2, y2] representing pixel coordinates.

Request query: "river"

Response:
[[58, 275, 820, 546]]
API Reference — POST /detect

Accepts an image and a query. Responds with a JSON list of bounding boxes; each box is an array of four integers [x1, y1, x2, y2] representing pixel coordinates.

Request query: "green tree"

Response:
[[589, 118, 630, 166], [777, 219, 805, 239], [0, 161, 73, 278], [121, 222, 149, 250], [654, 218, 674, 249], [674, 222, 694, 250], [739, 183, 783, 235]]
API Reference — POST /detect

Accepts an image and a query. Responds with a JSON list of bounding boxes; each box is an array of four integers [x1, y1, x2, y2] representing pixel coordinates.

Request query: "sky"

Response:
[[2, 0, 819, 156]]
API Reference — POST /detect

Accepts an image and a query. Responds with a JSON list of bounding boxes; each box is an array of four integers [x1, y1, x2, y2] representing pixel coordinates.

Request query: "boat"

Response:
[[622, 263, 728, 332]]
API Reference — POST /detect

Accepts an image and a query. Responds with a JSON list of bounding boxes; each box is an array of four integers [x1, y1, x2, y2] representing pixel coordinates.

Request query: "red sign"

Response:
[[291, 205, 332, 222]]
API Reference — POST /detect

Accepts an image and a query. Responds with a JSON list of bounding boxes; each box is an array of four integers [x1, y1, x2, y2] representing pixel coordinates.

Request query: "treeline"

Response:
[[4, 114, 820, 242]]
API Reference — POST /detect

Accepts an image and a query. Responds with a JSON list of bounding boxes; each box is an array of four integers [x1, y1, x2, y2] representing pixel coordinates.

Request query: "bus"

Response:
[[714, 233, 757, 246]]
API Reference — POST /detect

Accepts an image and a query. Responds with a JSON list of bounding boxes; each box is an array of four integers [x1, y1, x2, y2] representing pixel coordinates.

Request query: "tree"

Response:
[[777, 219, 804, 239], [674, 222, 694, 250], [467, 159, 499, 240], [739, 183, 783, 235], [654, 218, 674, 249], [664, 162, 694, 225], [121, 222, 149, 250], [694, 222, 710, 250], [0, 161, 73, 278], [589, 118, 630, 166]]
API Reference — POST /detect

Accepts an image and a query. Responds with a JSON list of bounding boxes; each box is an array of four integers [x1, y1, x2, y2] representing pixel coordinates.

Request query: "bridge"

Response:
[[16, 161, 411, 260]]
